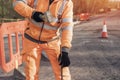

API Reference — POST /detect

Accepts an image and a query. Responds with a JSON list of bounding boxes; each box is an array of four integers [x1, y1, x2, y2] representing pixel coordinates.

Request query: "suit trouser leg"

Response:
[[44, 40, 71, 80], [45, 49, 61, 80], [62, 67, 71, 80], [23, 48, 42, 80]]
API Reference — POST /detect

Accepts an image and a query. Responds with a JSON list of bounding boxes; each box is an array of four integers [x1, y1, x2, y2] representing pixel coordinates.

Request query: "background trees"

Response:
[[0, 0, 119, 20], [72, 0, 109, 14], [0, 0, 22, 19]]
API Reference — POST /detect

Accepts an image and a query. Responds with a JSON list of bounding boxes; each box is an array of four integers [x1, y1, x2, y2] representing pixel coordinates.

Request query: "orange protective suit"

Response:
[[13, 0, 73, 80]]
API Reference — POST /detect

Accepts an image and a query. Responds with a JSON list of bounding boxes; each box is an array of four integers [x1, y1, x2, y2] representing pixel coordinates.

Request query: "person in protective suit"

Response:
[[13, 0, 73, 80]]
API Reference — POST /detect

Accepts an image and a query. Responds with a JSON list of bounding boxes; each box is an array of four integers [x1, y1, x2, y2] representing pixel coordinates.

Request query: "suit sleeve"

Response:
[[61, 0, 74, 50], [13, 0, 35, 18]]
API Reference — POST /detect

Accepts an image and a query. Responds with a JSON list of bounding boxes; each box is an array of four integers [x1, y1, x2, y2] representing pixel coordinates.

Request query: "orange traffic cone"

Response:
[[101, 21, 108, 38]]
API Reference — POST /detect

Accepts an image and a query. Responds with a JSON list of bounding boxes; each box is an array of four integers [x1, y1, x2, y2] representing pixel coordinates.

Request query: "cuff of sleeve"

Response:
[[62, 47, 70, 53]]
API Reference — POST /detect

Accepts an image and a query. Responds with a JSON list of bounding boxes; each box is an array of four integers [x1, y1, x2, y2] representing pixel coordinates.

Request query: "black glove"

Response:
[[49, 0, 54, 5], [31, 11, 44, 22], [58, 51, 70, 67]]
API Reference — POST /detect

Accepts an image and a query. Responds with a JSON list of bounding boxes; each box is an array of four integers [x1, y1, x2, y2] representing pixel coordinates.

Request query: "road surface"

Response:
[[0, 10, 120, 80]]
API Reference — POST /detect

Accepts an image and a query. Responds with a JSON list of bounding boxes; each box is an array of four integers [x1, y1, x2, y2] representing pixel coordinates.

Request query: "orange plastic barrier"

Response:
[[0, 20, 27, 72], [79, 13, 90, 21]]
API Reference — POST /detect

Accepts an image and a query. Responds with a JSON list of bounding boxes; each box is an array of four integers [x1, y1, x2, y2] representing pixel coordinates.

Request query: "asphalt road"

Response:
[[71, 10, 120, 80], [0, 10, 120, 80]]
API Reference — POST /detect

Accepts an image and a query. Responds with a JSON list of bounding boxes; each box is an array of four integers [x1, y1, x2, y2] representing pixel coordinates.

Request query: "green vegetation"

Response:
[[0, 0, 23, 22]]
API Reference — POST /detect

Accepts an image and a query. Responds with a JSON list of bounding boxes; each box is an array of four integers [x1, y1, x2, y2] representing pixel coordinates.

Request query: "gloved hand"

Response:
[[31, 11, 44, 22], [49, 0, 54, 5], [58, 51, 70, 67]]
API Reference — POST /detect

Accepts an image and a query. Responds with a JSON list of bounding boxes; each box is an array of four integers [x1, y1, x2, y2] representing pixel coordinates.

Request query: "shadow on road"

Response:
[[0, 76, 13, 80], [0, 69, 25, 80]]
